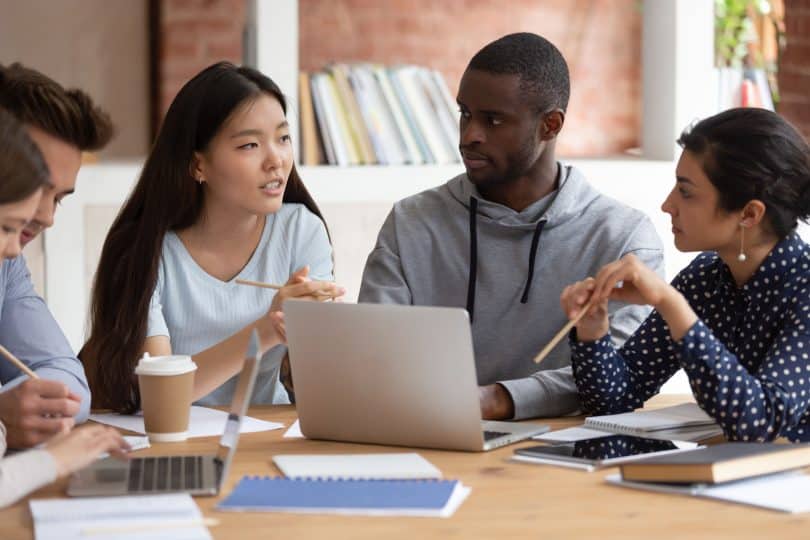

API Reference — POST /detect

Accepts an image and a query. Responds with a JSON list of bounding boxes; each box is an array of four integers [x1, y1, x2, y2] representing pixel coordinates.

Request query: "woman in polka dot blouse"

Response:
[[561, 108, 810, 442]]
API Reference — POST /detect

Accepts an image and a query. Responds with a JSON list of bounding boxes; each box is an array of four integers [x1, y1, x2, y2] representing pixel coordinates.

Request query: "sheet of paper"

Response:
[[284, 419, 304, 438], [273, 453, 442, 479], [29, 493, 211, 540], [90, 406, 283, 438], [510, 454, 596, 472], [606, 472, 810, 513], [532, 426, 612, 443]]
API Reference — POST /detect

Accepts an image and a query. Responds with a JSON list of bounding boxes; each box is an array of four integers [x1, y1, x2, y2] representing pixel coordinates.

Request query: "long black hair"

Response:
[[81, 62, 326, 413], [678, 107, 810, 238]]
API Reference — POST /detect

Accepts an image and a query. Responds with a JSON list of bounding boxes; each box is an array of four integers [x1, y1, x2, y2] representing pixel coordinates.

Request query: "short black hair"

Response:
[[0, 62, 113, 152], [678, 108, 810, 238], [467, 32, 570, 113]]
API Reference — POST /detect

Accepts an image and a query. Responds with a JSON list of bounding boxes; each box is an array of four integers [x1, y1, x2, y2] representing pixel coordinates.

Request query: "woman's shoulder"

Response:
[[273, 203, 326, 233]]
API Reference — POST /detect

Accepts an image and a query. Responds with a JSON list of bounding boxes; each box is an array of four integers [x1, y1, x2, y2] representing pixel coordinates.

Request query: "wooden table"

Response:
[[2, 395, 808, 539]]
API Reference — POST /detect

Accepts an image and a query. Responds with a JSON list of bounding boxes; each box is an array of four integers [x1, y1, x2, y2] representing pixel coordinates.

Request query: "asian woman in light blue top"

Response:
[[81, 62, 344, 413]]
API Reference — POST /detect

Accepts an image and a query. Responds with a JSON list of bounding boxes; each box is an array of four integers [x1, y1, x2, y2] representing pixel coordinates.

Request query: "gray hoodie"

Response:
[[358, 164, 664, 419]]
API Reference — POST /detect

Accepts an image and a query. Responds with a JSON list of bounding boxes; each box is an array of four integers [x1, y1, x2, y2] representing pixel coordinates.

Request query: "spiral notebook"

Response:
[[217, 476, 471, 517], [584, 403, 719, 436]]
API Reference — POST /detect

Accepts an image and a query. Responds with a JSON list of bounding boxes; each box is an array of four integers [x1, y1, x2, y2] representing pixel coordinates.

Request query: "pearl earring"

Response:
[[737, 222, 747, 262]]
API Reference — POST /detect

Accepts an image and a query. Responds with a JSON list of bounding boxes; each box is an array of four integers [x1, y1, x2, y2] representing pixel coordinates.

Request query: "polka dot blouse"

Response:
[[571, 233, 810, 442]]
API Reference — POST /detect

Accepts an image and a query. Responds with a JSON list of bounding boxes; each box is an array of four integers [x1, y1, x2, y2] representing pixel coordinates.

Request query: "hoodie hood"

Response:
[[447, 164, 593, 321], [446, 164, 599, 229]]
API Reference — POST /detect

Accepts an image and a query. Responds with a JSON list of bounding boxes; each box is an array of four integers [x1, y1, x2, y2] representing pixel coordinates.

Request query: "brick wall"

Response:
[[154, 0, 642, 157], [299, 0, 642, 157], [779, 0, 810, 139], [157, 0, 246, 121]]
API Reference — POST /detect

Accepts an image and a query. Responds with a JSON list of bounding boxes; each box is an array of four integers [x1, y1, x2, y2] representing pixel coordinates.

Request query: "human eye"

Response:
[[280, 134, 292, 144], [238, 142, 259, 150], [458, 107, 471, 120], [1, 226, 15, 234], [486, 115, 503, 126], [678, 187, 691, 199]]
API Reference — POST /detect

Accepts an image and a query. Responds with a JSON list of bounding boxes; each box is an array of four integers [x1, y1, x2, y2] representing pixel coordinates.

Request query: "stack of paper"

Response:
[[29, 493, 211, 540], [89, 406, 283, 438]]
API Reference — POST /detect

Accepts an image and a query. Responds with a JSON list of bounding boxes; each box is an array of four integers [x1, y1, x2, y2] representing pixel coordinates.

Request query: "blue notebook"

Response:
[[217, 476, 465, 516]]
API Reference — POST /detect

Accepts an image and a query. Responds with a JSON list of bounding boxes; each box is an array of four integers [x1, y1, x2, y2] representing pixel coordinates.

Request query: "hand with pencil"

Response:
[[560, 253, 697, 343], [0, 345, 83, 449], [237, 265, 346, 349]]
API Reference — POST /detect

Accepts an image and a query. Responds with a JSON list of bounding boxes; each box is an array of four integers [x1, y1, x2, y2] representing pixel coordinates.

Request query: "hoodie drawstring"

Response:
[[466, 196, 547, 321], [466, 197, 478, 323], [520, 220, 546, 303]]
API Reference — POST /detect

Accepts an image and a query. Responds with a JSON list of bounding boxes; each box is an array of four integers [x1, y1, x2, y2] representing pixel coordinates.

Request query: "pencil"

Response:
[[80, 517, 220, 536], [0, 344, 38, 379], [235, 278, 283, 290], [533, 297, 596, 364], [235, 278, 337, 299]]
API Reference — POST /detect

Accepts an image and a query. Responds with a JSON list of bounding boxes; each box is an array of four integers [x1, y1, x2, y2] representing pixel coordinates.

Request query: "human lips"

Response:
[[20, 226, 38, 246], [259, 178, 285, 197], [460, 150, 491, 170]]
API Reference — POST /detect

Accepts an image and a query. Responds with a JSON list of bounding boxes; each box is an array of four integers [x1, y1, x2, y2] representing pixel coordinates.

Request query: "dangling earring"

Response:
[[737, 223, 747, 262], [197, 177, 204, 185]]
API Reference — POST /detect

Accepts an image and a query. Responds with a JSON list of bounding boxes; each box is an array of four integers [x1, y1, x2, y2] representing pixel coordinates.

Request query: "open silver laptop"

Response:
[[284, 301, 549, 451], [67, 331, 262, 497]]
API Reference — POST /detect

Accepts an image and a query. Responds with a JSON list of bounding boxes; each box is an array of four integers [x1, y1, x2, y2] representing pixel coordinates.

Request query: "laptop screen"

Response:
[[215, 339, 261, 465]]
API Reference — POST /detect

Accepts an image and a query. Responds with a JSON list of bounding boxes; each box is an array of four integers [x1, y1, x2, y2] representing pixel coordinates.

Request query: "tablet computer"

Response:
[[513, 434, 699, 470]]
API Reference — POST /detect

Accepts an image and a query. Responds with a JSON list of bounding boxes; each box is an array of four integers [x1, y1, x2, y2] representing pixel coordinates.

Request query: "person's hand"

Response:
[[46, 424, 131, 477], [560, 277, 610, 342], [256, 266, 345, 350], [590, 253, 673, 307], [478, 384, 515, 420], [0, 379, 81, 448], [270, 266, 346, 312]]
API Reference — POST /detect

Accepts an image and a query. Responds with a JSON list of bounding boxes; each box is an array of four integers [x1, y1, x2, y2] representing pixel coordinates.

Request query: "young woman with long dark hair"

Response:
[[81, 62, 344, 413], [561, 108, 810, 442]]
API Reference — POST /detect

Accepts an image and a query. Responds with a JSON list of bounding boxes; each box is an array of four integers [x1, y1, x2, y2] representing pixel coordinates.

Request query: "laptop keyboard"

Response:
[[127, 456, 203, 493], [483, 430, 511, 442]]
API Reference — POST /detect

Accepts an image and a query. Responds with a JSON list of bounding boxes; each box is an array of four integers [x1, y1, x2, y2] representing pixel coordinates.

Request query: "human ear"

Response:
[[189, 152, 206, 183], [540, 109, 565, 141], [740, 200, 767, 227]]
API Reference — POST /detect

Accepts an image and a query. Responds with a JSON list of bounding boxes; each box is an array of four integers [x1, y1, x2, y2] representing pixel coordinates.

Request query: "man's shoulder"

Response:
[[390, 176, 461, 220]]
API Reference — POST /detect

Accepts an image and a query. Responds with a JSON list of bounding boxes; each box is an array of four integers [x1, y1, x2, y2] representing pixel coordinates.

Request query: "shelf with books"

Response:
[[299, 64, 461, 167]]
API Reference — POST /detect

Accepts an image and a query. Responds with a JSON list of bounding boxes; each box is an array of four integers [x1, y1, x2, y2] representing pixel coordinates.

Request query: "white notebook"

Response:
[[29, 493, 211, 540], [606, 472, 810, 513], [585, 403, 718, 435], [272, 453, 442, 479]]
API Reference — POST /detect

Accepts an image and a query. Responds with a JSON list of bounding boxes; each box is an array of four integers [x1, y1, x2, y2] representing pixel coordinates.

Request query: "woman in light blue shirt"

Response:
[[81, 62, 344, 413]]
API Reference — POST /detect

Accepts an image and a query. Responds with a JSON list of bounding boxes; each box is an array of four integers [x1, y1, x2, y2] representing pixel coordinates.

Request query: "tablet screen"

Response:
[[515, 435, 696, 466]]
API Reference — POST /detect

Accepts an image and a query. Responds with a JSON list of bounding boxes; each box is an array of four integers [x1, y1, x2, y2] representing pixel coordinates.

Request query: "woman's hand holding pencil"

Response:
[[236, 266, 346, 351]]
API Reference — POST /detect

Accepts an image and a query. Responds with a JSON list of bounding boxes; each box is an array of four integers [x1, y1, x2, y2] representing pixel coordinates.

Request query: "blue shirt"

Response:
[[0, 256, 90, 421], [147, 203, 333, 406], [572, 233, 810, 442]]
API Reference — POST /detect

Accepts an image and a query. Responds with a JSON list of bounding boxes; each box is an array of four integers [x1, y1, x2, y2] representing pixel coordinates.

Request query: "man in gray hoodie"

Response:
[[358, 33, 664, 420]]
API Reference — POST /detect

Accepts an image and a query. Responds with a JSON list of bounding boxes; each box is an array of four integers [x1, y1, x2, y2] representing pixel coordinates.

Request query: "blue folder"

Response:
[[217, 476, 459, 511]]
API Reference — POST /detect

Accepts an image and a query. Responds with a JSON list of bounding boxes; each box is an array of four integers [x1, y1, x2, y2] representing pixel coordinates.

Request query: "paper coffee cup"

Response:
[[135, 353, 197, 442]]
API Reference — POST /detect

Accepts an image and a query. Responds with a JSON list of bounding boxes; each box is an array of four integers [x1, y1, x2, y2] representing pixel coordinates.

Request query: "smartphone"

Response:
[[514, 434, 699, 469]]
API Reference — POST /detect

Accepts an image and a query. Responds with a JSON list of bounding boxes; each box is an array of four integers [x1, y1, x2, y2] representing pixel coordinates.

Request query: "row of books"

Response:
[[298, 63, 462, 166]]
